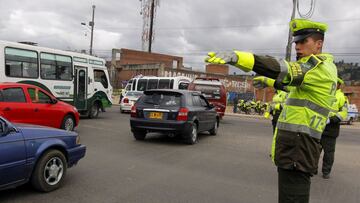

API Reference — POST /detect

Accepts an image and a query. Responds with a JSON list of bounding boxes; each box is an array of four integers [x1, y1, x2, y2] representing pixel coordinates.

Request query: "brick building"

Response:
[[109, 48, 253, 93], [107, 48, 360, 109]]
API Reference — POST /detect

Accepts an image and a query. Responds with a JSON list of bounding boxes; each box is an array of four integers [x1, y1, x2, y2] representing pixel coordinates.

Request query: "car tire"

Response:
[[348, 117, 353, 125], [61, 115, 75, 131], [185, 123, 198, 145], [133, 129, 146, 140], [31, 150, 67, 192], [88, 102, 99, 119], [209, 120, 219, 135]]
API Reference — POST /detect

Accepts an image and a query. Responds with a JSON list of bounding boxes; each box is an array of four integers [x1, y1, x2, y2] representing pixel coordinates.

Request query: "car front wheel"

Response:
[[61, 115, 75, 131], [31, 150, 67, 192]]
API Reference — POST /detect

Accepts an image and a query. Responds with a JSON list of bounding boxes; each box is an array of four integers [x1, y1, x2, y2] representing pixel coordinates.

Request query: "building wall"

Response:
[[205, 64, 229, 75], [118, 48, 183, 69], [344, 86, 360, 108]]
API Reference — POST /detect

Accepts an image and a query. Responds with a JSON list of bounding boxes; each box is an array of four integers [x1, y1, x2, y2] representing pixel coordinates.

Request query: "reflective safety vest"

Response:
[[330, 89, 348, 121], [276, 54, 338, 140], [271, 90, 288, 114]]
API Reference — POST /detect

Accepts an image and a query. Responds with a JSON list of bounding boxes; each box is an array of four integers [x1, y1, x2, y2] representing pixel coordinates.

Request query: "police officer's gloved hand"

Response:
[[253, 76, 275, 89], [205, 52, 238, 65], [205, 51, 255, 72], [329, 116, 341, 124]]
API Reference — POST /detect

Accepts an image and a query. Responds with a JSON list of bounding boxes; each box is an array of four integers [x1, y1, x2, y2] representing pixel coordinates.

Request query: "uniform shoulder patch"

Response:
[[317, 56, 327, 61]]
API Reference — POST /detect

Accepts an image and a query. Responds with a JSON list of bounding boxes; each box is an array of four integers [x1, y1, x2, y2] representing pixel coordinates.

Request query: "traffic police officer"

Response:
[[205, 19, 337, 203], [321, 78, 348, 179]]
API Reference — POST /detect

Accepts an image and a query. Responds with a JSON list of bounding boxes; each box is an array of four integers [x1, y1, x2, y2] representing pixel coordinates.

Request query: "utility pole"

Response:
[[285, 0, 297, 61], [148, 0, 155, 53], [89, 5, 96, 55]]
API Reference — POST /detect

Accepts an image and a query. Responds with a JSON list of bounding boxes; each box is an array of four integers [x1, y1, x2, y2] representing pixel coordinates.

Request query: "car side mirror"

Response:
[[208, 103, 215, 109], [0, 121, 5, 135], [0, 121, 14, 136], [51, 98, 58, 104]]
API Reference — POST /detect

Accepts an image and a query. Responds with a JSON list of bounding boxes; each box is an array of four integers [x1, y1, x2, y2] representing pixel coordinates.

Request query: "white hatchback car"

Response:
[[120, 91, 143, 113]]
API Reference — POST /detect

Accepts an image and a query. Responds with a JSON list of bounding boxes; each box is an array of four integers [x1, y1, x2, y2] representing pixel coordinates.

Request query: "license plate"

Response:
[[149, 112, 163, 119]]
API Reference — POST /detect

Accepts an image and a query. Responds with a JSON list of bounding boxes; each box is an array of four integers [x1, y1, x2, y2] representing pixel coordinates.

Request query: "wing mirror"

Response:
[[0, 117, 16, 136], [51, 98, 58, 104], [208, 103, 215, 109]]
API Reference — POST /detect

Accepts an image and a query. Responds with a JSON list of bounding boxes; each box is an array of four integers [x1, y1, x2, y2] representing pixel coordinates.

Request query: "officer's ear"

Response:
[[315, 39, 323, 49]]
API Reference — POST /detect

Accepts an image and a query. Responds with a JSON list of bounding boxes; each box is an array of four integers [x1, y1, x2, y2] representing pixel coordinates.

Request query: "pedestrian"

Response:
[[205, 18, 337, 203], [321, 78, 348, 179], [233, 94, 239, 113]]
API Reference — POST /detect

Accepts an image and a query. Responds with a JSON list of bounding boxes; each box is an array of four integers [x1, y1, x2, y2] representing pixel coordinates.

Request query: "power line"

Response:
[[96, 17, 360, 31]]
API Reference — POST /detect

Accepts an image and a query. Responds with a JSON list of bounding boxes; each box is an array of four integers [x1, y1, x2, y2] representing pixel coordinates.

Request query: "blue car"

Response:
[[0, 116, 86, 192]]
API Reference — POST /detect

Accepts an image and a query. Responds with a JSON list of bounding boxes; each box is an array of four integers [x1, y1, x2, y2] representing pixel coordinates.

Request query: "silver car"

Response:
[[120, 91, 143, 113]]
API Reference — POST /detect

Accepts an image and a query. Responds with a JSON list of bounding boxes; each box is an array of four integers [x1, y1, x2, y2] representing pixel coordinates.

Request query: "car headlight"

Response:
[[76, 135, 81, 145], [73, 107, 78, 112]]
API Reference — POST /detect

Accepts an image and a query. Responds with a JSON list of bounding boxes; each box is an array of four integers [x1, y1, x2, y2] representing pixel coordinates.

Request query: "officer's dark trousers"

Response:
[[320, 123, 340, 175], [278, 168, 311, 203]]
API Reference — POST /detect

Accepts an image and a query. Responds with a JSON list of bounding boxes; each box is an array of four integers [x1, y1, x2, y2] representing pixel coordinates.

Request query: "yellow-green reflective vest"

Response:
[[271, 90, 288, 113], [276, 54, 338, 140], [330, 89, 348, 121]]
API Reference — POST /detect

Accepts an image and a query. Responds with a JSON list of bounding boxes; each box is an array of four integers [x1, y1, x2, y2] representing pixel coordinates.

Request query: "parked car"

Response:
[[130, 89, 220, 144], [120, 91, 143, 113], [0, 83, 80, 131], [188, 77, 227, 119], [343, 104, 359, 125], [0, 116, 86, 192]]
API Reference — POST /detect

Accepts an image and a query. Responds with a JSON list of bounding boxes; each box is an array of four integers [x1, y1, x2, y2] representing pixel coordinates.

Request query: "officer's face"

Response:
[[295, 37, 323, 59]]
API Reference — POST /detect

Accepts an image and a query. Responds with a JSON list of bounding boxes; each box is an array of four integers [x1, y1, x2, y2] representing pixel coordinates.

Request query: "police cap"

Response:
[[290, 19, 328, 43]]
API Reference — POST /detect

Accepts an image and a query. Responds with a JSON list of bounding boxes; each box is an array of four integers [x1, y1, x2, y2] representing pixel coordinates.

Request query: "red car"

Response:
[[0, 83, 79, 131]]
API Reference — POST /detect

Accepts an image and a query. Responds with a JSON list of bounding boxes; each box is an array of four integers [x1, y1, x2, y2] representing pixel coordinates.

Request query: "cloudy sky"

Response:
[[0, 0, 359, 73]]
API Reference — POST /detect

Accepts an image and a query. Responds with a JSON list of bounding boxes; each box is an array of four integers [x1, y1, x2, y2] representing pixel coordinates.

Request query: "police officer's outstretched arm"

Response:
[[205, 50, 308, 90]]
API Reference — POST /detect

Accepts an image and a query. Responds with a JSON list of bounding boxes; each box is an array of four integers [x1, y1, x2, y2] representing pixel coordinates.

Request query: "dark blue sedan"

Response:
[[0, 116, 86, 192]]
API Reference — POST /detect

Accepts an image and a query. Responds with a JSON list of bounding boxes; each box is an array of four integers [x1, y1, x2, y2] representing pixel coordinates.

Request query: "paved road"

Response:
[[1, 106, 359, 203]]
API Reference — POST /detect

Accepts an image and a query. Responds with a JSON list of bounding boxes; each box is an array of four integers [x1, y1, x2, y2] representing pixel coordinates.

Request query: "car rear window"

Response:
[[126, 92, 143, 97], [140, 92, 181, 107], [194, 84, 221, 99]]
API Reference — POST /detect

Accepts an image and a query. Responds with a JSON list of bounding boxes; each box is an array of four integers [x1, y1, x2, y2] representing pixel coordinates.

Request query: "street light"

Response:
[[81, 5, 96, 55]]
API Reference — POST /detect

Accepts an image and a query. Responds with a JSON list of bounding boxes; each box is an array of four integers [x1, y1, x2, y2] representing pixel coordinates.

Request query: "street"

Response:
[[0, 106, 359, 203]]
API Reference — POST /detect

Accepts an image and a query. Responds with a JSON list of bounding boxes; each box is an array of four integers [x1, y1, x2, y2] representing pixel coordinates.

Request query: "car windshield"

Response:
[[194, 84, 221, 99], [142, 93, 181, 107], [126, 92, 143, 97]]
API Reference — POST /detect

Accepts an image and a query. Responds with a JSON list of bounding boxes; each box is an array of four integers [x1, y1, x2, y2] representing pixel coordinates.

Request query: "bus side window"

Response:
[[5, 47, 39, 78], [137, 79, 147, 91], [40, 53, 72, 81], [148, 79, 158, 90], [158, 79, 170, 89]]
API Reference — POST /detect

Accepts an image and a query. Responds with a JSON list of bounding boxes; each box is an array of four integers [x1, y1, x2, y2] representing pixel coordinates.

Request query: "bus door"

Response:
[[74, 66, 88, 110]]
